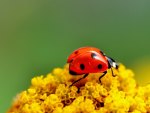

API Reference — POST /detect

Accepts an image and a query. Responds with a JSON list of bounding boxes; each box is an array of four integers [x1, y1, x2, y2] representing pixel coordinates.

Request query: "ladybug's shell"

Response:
[[68, 47, 108, 75], [67, 47, 101, 63]]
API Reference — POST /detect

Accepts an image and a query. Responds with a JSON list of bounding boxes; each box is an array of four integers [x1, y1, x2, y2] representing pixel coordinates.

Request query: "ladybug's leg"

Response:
[[110, 67, 116, 77], [99, 71, 107, 84], [70, 73, 88, 87]]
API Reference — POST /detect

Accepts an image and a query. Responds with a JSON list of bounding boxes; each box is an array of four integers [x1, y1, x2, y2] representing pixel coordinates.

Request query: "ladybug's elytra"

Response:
[[67, 47, 119, 86]]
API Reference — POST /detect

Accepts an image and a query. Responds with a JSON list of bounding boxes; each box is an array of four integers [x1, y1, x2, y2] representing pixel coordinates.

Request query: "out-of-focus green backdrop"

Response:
[[0, 0, 150, 112]]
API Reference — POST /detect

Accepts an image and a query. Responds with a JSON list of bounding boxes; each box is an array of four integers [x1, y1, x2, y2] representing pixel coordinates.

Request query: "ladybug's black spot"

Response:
[[70, 59, 73, 63], [91, 53, 97, 59], [74, 51, 78, 54], [80, 64, 85, 70], [98, 64, 102, 69]]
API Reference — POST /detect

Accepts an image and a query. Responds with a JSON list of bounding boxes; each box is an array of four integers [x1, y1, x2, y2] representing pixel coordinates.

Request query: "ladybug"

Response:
[[67, 47, 119, 86]]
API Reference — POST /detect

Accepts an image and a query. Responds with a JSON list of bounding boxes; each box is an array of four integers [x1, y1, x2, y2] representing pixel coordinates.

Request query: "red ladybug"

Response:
[[67, 47, 118, 86]]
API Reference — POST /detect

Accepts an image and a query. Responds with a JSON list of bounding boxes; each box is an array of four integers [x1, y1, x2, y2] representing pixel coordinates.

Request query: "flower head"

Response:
[[8, 64, 150, 113]]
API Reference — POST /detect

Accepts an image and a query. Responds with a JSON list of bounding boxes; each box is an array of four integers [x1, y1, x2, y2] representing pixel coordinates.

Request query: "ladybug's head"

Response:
[[106, 56, 119, 69]]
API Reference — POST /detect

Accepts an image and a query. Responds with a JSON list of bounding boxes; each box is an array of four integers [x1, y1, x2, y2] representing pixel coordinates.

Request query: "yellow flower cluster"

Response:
[[8, 64, 150, 113]]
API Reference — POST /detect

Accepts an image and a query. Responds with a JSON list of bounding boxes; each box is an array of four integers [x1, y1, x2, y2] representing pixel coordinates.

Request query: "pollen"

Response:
[[7, 64, 150, 113]]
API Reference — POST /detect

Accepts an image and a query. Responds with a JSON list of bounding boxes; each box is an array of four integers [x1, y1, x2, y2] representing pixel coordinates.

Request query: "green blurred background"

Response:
[[1, 0, 150, 112]]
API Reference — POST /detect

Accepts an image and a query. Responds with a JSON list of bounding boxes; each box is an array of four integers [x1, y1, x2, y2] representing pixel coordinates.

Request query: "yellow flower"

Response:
[[7, 64, 150, 113]]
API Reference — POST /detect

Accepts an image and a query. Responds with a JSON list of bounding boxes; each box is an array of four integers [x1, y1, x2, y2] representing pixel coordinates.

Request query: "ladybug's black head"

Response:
[[106, 56, 119, 69]]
